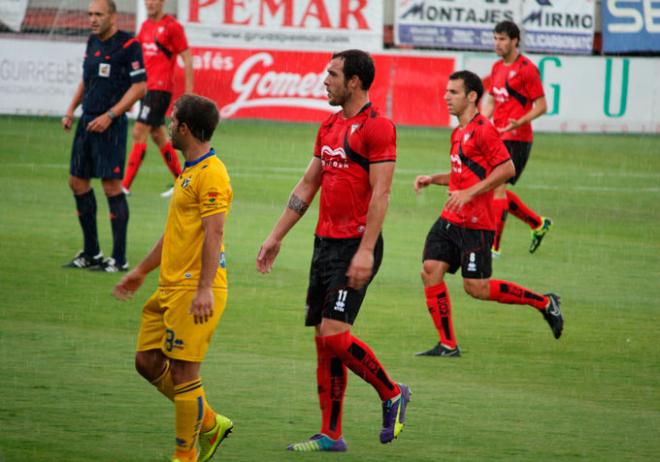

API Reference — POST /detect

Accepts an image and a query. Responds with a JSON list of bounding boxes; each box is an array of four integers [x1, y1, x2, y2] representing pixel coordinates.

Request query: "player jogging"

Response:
[[62, 0, 146, 272], [257, 49, 410, 451], [122, 0, 193, 197], [113, 95, 233, 462], [414, 70, 563, 358], [481, 20, 552, 257]]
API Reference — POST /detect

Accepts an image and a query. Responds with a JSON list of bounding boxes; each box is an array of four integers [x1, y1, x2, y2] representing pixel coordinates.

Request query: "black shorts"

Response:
[[137, 90, 172, 127], [422, 218, 493, 279], [69, 113, 127, 180], [305, 234, 384, 326], [504, 140, 532, 185]]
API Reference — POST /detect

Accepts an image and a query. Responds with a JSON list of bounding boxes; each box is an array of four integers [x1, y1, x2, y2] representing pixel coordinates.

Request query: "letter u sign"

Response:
[[604, 58, 630, 118]]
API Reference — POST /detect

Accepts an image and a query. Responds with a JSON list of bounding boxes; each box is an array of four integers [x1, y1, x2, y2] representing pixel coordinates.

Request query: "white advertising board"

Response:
[[0, 39, 84, 116], [178, 0, 384, 51], [394, 0, 522, 50], [465, 53, 660, 134], [521, 0, 596, 54]]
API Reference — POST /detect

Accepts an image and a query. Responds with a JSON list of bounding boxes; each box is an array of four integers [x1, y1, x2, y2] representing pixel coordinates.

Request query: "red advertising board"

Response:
[[171, 48, 456, 127]]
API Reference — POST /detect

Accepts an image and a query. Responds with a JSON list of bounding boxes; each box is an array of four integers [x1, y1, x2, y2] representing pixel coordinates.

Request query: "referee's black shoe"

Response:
[[542, 293, 563, 339], [63, 250, 103, 269], [415, 343, 461, 357], [90, 257, 129, 273]]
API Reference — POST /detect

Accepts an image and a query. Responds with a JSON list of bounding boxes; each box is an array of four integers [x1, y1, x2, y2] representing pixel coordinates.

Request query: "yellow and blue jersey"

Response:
[[159, 149, 232, 289]]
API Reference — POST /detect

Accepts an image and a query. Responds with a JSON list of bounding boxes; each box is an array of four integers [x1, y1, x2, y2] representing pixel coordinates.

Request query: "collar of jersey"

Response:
[[184, 148, 215, 168]]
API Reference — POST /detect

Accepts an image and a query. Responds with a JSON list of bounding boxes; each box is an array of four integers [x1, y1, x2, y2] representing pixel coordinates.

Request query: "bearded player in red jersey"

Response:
[[414, 70, 563, 358], [257, 50, 410, 451], [122, 0, 193, 196], [481, 21, 552, 257]]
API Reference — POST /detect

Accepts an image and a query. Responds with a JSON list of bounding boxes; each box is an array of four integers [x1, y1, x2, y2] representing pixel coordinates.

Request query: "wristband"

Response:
[[106, 110, 117, 120]]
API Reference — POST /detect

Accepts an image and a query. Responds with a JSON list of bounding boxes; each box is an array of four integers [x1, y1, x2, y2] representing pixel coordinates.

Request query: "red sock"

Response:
[[489, 280, 548, 310], [160, 142, 182, 178], [315, 336, 346, 440], [506, 190, 542, 229], [122, 143, 147, 190], [323, 331, 400, 402], [492, 197, 509, 252], [424, 283, 457, 348]]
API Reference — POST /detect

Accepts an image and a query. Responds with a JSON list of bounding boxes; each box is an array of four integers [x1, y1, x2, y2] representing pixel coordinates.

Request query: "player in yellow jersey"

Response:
[[113, 94, 233, 462]]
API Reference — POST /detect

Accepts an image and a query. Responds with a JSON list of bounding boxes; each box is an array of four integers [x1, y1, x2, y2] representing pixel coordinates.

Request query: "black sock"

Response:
[[107, 193, 129, 265], [74, 189, 100, 256]]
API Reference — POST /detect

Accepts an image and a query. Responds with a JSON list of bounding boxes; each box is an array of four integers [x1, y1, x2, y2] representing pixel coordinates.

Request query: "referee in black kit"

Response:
[[62, 0, 146, 272]]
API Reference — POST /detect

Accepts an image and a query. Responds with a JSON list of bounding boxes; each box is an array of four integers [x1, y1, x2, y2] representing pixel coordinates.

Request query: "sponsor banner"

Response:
[[178, 0, 383, 51], [169, 48, 456, 127], [466, 53, 660, 133], [602, 0, 660, 53], [521, 0, 596, 54], [0, 0, 29, 32], [0, 39, 84, 116], [394, 0, 521, 50]]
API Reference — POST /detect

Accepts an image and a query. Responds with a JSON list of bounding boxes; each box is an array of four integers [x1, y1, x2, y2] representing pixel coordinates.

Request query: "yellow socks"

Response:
[[150, 359, 175, 401], [173, 378, 205, 461]]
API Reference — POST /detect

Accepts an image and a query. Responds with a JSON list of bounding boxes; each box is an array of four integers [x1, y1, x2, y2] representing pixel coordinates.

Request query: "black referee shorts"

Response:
[[504, 140, 532, 185], [69, 113, 127, 180], [137, 90, 172, 127], [422, 218, 493, 279], [305, 234, 384, 326]]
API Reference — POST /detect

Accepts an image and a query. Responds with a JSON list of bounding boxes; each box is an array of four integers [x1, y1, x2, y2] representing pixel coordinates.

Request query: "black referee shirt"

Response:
[[81, 30, 146, 115]]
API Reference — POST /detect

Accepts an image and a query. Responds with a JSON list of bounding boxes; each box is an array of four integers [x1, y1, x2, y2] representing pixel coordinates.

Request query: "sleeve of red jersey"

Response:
[[524, 61, 545, 102], [366, 117, 396, 163], [312, 125, 323, 159], [169, 21, 189, 54], [487, 62, 498, 95], [126, 39, 147, 83], [480, 123, 511, 167]]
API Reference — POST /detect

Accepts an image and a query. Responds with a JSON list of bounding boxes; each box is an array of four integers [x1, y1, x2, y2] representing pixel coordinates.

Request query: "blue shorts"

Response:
[[69, 113, 127, 180]]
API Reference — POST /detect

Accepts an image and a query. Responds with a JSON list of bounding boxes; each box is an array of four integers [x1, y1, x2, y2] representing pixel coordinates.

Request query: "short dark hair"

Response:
[[494, 20, 520, 45], [173, 94, 219, 142], [331, 49, 375, 90], [449, 70, 484, 105]]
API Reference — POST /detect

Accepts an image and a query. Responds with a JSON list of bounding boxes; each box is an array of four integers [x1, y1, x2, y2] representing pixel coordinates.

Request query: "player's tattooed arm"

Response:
[[287, 193, 309, 216]]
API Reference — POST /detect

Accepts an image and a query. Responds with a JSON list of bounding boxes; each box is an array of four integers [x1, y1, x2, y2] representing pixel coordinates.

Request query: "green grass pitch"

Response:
[[0, 115, 659, 461]]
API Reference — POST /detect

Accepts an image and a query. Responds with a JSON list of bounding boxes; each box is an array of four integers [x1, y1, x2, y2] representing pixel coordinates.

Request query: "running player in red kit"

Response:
[[122, 0, 193, 196], [257, 50, 410, 451], [414, 70, 563, 357], [482, 21, 552, 257]]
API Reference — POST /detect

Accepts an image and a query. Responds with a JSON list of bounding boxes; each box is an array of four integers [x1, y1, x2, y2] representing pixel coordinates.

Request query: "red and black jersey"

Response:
[[313, 103, 396, 239], [137, 15, 188, 92], [441, 113, 511, 231], [489, 54, 545, 142]]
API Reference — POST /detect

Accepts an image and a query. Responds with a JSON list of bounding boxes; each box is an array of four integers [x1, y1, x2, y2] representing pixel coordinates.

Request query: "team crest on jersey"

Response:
[[463, 133, 471, 143], [158, 26, 164, 34], [181, 178, 191, 188], [320, 145, 348, 169], [351, 123, 360, 134], [509, 70, 517, 79], [98, 63, 111, 77]]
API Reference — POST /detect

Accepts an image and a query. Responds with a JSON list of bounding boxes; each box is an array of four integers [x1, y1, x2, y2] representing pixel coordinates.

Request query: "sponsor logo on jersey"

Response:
[[492, 86, 509, 103], [320, 145, 349, 168]]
